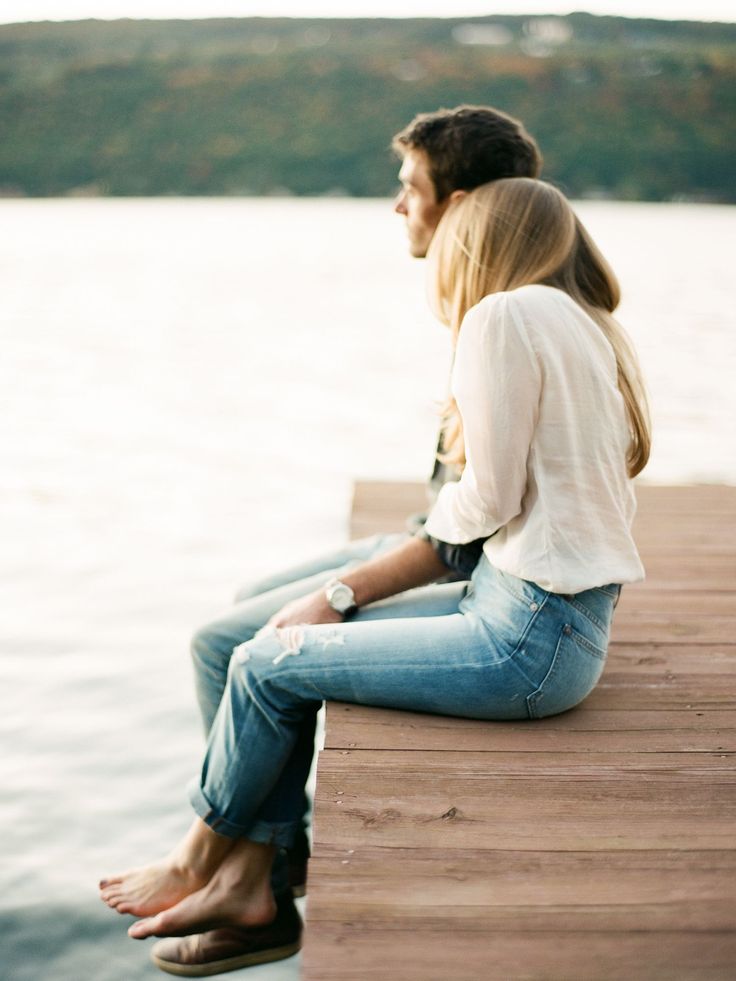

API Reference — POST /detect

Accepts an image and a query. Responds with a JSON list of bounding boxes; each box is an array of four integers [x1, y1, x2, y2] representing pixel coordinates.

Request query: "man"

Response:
[[393, 104, 541, 260], [150, 104, 541, 976]]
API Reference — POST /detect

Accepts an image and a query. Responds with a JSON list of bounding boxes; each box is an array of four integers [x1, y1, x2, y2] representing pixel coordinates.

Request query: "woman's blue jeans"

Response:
[[188, 535, 620, 850]]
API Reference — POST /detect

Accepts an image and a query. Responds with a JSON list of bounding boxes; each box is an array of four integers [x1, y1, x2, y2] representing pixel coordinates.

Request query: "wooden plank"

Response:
[[591, 647, 736, 707], [315, 749, 735, 775], [313, 753, 736, 851], [584, 675, 736, 710], [326, 728, 735, 753], [307, 845, 736, 931], [634, 483, 736, 514], [304, 927, 736, 980], [606, 653, 736, 680], [611, 614, 736, 643], [615, 591, 736, 614], [323, 702, 736, 753], [605, 643, 736, 670]]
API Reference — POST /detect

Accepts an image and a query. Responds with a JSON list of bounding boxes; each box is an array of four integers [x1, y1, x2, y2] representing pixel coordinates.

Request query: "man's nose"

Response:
[[394, 189, 407, 215]]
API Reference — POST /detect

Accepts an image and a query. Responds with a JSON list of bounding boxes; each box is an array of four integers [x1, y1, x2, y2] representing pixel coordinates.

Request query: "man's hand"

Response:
[[267, 590, 344, 630]]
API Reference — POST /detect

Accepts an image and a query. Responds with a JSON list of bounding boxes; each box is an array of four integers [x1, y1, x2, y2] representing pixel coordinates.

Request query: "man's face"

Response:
[[394, 148, 450, 258]]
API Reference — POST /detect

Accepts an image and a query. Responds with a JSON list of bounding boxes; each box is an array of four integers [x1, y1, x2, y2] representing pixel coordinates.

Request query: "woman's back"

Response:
[[425, 283, 644, 593]]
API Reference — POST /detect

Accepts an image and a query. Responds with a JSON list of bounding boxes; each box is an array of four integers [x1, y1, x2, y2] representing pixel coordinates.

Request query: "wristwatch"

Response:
[[324, 578, 358, 617]]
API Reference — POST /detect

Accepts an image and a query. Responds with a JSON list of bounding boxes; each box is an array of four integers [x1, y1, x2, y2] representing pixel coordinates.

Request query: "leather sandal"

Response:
[[150, 892, 302, 977]]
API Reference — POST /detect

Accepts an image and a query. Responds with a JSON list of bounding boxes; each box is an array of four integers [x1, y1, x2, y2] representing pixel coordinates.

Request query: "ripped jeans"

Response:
[[188, 539, 620, 849]]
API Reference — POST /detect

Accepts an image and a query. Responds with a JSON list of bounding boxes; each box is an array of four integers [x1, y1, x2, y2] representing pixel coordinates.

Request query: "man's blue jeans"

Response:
[[190, 532, 408, 893], [188, 538, 619, 850]]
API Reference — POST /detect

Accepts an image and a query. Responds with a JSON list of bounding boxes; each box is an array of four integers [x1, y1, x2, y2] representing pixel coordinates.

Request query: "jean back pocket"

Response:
[[526, 622, 607, 719]]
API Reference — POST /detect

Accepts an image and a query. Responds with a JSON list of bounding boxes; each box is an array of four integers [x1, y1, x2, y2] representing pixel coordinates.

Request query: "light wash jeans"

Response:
[[191, 532, 408, 893], [188, 537, 620, 849], [191, 533, 407, 735]]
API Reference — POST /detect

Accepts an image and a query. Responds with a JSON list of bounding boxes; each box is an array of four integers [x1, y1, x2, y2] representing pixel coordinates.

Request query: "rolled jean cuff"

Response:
[[188, 780, 299, 849]]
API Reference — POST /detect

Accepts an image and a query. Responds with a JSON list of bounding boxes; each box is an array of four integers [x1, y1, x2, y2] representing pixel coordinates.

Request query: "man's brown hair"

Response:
[[392, 104, 542, 201]]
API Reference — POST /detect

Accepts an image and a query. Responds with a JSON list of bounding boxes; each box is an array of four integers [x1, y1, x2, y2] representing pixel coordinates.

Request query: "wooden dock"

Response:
[[302, 482, 736, 981]]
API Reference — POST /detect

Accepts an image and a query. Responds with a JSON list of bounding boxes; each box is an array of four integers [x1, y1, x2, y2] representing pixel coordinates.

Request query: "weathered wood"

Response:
[[308, 845, 736, 931], [302, 482, 736, 981], [303, 928, 736, 981], [322, 702, 736, 753], [583, 677, 735, 710], [316, 748, 735, 775], [606, 643, 736, 668], [614, 591, 736, 614], [313, 754, 735, 851], [611, 615, 736, 644]]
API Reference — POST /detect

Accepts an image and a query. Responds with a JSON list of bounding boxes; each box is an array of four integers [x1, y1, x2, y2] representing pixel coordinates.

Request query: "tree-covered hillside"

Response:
[[0, 14, 734, 200]]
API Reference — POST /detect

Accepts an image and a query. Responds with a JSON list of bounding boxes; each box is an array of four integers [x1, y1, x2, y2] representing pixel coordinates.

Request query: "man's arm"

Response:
[[267, 535, 450, 629]]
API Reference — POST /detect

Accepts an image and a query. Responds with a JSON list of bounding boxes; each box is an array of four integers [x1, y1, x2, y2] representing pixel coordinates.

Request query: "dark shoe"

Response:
[[288, 859, 307, 899], [150, 893, 302, 977], [287, 827, 310, 898]]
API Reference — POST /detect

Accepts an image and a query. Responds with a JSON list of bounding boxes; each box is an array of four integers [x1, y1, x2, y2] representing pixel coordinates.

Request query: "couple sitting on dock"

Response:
[[99, 104, 650, 976]]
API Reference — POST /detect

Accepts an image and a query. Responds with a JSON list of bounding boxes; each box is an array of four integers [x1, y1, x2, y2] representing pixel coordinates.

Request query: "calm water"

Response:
[[1, 198, 734, 980]]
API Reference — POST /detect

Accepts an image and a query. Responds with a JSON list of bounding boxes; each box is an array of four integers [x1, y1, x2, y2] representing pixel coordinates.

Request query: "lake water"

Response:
[[1, 198, 734, 980]]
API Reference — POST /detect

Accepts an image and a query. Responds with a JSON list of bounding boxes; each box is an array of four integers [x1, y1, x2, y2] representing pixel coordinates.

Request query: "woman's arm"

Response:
[[424, 293, 541, 544], [267, 535, 450, 629]]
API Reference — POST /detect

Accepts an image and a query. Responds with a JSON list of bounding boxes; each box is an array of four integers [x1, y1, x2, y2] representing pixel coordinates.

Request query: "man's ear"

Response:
[[448, 189, 468, 205]]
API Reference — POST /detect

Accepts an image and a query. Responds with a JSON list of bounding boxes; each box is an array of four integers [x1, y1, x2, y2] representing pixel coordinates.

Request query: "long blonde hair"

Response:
[[429, 178, 650, 478]]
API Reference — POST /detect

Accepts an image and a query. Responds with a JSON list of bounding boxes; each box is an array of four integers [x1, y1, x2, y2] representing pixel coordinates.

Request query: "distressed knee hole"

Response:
[[234, 624, 307, 666], [316, 628, 347, 651], [271, 625, 306, 665], [234, 623, 347, 668], [233, 641, 252, 664]]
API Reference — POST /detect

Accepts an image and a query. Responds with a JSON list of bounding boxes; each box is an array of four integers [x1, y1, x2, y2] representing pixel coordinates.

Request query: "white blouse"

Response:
[[424, 284, 645, 594]]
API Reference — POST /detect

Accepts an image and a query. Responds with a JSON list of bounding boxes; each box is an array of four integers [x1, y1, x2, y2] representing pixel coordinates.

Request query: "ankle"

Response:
[[173, 821, 233, 879]]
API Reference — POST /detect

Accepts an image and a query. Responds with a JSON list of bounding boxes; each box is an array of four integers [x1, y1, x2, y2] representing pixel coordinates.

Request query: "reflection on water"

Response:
[[1, 198, 734, 979]]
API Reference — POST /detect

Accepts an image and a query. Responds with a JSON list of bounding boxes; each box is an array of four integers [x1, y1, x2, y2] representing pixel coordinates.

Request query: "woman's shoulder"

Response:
[[464, 284, 561, 336], [467, 285, 586, 339], [472, 284, 571, 315]]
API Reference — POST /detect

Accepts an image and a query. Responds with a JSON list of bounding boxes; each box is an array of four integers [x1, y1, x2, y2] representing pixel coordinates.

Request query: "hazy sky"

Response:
[[0, 0, 733, 24]]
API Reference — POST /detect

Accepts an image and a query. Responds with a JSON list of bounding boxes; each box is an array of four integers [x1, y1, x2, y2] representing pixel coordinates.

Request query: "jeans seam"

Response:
[[527, 625, 567, 719], [567, 597, 607, 632], [507, 593, 550, 661]]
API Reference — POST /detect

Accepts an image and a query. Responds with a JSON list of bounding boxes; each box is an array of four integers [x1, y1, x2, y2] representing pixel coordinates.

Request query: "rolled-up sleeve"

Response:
[[424, 293, 541, 544]]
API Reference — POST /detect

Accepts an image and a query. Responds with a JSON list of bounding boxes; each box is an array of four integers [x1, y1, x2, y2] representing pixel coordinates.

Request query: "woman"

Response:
[[99, 178, 650, 970]]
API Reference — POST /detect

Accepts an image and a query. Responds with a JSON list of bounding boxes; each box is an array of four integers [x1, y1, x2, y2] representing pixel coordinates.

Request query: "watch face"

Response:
[[327, 582, 355, 613]]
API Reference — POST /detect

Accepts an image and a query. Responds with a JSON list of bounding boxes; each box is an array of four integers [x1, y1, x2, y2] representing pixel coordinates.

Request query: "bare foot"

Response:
[[128, 838, 277, 940], [99, 860, 210, 917], [99, 818, 234, 918]]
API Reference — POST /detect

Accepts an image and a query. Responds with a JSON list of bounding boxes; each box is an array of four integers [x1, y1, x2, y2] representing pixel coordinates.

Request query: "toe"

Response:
[[129, 915, 160, 939], [101, 875, 123, 888]]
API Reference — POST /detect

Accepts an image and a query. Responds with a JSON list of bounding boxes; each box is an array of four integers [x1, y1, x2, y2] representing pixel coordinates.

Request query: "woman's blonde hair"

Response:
[[429, 177, 650, 478]]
